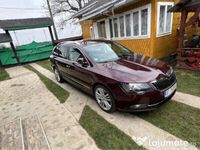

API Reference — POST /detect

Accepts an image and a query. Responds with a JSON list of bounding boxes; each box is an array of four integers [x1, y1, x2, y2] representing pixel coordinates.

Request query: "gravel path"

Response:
[[1, 66, 98, 150]]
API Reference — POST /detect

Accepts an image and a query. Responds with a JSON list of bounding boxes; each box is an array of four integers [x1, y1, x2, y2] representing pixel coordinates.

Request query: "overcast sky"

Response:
[[0, 0, 82, 46]]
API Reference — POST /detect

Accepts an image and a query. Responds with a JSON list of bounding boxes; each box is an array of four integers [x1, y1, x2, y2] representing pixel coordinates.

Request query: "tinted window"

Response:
[[60, 46, 69, 58], [68, 47, 84, 62], [53, 46, 61, 56]]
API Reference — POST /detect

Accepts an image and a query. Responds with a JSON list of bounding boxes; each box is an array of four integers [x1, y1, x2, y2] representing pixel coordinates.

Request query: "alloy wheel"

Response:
[[95, 87, 112, 111]]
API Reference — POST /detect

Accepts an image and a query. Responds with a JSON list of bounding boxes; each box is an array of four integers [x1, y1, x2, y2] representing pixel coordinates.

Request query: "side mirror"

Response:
[[77, 58, 89, 67]]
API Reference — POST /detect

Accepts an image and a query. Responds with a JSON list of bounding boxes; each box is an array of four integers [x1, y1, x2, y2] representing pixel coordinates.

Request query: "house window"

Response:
[[119, 16, 125, 37], [110, 4, 150, 39], [94, 4, 151, 39], [97, 21, 106, 38], [109, 19, 113, 38], [113, 18, 119, 37], [133, 11, 139, 36], [125, 14, 131, 36], [157, 2, 174, 37], [141, 8, 148, 35]]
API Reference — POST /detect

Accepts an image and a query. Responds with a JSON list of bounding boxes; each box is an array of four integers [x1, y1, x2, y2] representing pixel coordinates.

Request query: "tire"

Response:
[[54, 67, 63, 83], [94, 85, 116, 113]]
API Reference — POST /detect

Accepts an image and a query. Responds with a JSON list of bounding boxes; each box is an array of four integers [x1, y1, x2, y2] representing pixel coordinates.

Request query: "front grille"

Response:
[[152, 73, 176, 91]]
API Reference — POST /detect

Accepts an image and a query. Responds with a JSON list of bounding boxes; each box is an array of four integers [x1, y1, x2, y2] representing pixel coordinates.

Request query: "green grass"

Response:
[[80, 105, 145, 150], [0, 69, 10, 81], [37, 60, 53, 72], [24, 65, 69, 103], [176, 70, 200, 97], [137, 101, 200, 148]]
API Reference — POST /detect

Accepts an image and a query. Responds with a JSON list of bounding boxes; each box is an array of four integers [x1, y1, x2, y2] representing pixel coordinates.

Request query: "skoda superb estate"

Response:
[[50, 40, 177, 113]]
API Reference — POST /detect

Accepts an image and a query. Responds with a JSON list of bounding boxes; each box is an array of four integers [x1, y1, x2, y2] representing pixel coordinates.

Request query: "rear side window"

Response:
[[53, 46, 61, 56], [53, 45, 69, 58]]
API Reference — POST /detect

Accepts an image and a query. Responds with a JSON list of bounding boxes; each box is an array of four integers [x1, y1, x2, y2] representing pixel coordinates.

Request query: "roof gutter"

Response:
[[78, 0, 141, 21], [72, 1, 97, 18]]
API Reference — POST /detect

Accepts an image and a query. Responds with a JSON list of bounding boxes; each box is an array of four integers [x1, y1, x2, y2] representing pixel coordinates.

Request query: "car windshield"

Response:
[[84, 42, 133, 63]]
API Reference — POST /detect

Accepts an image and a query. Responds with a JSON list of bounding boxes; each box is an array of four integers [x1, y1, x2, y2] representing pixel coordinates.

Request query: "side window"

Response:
[[68, 47, 84, 62], [53, 46, 61, 56], [60, 46, 69, 58]]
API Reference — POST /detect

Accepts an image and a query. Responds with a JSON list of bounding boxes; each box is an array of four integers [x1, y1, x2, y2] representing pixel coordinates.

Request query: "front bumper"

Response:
[[117, 90, 176, 112], [113, 82, 177, 112]]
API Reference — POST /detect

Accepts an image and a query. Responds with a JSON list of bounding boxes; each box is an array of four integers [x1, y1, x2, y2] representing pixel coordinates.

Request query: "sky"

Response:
[[0, 0, 82, 46]]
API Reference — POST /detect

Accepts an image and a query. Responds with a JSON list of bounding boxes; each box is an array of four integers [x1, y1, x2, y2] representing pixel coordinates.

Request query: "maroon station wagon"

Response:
[[50, 40, 177, 113]]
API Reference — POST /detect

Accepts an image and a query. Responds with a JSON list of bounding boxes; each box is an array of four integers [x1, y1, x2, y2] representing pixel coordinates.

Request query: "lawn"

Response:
[[80, 105, 145, 150], [37, 60, 53, 72], [137, 101, 200, 148], [24, 65, 69, 103], [176, 70, 200, 97], [0, 69, 10, 81]]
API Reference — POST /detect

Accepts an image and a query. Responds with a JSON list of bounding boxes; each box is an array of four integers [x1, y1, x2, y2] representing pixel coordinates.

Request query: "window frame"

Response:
[[93, 4, 151, 40], [110, 4, 151, 40], [156, 2, 174, 37]]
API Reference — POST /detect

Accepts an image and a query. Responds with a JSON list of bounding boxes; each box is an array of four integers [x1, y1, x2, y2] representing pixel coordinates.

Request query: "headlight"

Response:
[[166, 66, 173, 76], [121, 83, 152, 94]]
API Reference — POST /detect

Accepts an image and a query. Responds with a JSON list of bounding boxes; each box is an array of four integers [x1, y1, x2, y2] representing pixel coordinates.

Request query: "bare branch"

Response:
[[45, 0, 92, 24]]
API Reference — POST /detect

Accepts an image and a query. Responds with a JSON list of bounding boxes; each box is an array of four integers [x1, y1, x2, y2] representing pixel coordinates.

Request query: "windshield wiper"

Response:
[[118, 53, 133, 57]]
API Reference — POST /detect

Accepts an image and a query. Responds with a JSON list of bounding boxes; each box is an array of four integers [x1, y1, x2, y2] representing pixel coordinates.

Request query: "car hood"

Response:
[[96, 54, 171, 83]]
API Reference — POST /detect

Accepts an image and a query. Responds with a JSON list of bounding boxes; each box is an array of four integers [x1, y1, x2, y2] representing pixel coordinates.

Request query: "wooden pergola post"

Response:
[[178, 10, 188, 57], [5, 30, 20, 63]]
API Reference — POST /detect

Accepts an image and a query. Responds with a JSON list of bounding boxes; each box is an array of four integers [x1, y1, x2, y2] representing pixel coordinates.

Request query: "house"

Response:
[[73, 0, 200, 59]]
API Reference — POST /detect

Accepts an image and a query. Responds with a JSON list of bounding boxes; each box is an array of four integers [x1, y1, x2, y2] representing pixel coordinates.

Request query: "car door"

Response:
[[67, 46, 94, 90], [54, 45, 71, 79]]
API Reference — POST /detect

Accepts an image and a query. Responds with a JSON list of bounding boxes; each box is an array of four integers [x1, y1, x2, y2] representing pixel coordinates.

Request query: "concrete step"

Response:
[[0, 119, 24, 150], [22, 115, 50, 150]]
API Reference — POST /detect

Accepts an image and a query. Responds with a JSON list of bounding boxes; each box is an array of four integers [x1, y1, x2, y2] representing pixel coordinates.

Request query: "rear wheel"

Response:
[[54, 68, 63, 83], [94, 85, 116, 113]]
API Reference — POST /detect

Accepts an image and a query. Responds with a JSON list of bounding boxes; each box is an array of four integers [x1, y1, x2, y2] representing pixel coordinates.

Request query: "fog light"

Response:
[[135, 104, 141, 108], [130, 104, 147, 109]]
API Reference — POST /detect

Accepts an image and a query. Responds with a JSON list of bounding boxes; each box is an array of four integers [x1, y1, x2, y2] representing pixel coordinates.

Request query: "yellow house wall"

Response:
[[81, 20, 93, 39], [150, 0, 179, 58]]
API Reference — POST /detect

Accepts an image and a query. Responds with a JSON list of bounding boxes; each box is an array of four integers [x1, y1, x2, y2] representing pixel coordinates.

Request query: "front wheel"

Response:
[[54, 68, 63, 83], [94, 85, 116, 113]]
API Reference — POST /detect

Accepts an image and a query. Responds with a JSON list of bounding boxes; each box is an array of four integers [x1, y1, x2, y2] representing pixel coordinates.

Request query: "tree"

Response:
[[49, 0, 90, 27]]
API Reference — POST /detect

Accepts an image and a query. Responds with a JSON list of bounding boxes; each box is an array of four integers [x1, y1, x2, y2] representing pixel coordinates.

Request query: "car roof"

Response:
[[58, 39, 112, 47]]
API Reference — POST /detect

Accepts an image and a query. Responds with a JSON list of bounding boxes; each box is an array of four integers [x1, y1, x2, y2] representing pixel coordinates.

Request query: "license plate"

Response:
[[164, 83, 177, 98]]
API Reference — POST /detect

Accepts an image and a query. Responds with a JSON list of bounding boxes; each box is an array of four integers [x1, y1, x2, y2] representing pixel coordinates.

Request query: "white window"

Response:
[[94, 4, 151, 39], [113, 18, 119, 37], [119, 16, 125, 37], [141, 8, 148, 36], [125, 14, 131, 37], [133, 11, 139, 36], [110, 4, 151, 39], [109, 19, 113, 38], [157, 2, 174, 37]]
